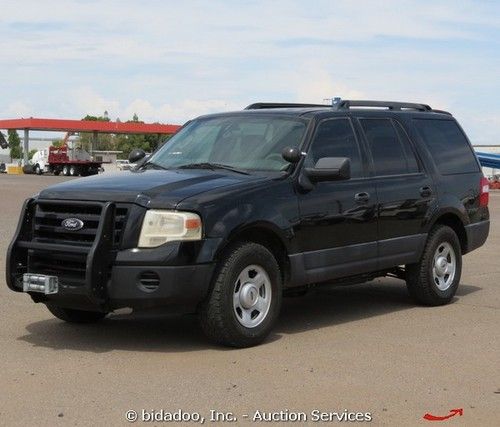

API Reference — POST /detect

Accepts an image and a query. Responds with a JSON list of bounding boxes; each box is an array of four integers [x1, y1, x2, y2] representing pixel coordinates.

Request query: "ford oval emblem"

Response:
[[61, 218, 84, 231]]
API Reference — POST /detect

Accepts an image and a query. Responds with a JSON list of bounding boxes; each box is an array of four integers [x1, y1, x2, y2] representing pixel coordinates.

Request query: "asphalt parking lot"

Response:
[[0, 174, 499, 426]]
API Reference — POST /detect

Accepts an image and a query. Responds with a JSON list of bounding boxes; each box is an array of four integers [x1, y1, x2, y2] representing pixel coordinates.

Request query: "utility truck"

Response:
[[31, 144, 101, 176]]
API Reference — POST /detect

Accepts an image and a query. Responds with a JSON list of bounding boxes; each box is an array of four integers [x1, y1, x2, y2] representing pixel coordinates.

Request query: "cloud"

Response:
[[72, 87, 120, 117], [0, 0, 499, 143], [1, 101, 34, 118]]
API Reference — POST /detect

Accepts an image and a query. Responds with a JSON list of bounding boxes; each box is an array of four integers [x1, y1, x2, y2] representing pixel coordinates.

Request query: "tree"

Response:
[[8, 130, 22, 161], [79, 113, 113, 151], [52, 139, 65, 148], [28, 149, 38, 160], [112, 114, 167, 158]]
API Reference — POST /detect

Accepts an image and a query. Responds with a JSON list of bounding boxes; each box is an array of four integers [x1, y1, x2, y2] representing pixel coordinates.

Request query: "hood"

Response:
[[39, 169, 266, 208]]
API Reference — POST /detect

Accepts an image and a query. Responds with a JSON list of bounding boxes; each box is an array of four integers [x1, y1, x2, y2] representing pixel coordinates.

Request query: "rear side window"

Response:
[[414, 119, 479, 175], [360, 118, 418, 176], [394, 122, 420, 173], [307, 118, 363, 178]]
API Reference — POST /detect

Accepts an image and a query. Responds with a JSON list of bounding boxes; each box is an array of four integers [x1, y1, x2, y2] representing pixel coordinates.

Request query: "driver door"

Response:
[[295, 117, 378, 283]]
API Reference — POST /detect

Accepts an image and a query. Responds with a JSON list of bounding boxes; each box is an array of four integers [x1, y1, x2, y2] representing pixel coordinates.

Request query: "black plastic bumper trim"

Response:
[[464, 220, 489, 254], [108, 263, 215, 310]]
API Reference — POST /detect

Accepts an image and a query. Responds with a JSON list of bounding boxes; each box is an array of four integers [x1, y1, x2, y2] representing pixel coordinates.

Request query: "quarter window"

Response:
[[413, 119, 479, 175]]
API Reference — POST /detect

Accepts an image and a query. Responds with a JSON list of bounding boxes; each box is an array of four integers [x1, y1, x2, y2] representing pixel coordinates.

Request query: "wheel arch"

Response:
[[429, 212, 468, 254], [215, 223, 290, 285]]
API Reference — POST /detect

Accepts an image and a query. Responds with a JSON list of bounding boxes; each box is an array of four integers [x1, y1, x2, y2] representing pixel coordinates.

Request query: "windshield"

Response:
[[147, 115, 308, 172]]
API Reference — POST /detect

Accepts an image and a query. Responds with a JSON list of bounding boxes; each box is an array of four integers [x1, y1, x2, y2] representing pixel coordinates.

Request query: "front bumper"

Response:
[[108, 263, 214, 310], [6, 198, 218, 313]]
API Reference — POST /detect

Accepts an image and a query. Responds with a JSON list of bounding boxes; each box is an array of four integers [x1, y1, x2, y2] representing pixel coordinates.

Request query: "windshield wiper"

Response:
[[177, 162, 250, 175], [141, 160, 169, 170]]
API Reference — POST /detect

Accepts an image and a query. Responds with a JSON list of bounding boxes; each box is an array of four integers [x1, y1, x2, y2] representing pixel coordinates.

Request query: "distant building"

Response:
[[92, 151, 123, 164]]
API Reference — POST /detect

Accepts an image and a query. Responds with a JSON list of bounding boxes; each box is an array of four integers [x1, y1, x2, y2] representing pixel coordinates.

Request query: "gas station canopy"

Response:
[[0, 117, 181, 163], [0, 117, 180, 134]]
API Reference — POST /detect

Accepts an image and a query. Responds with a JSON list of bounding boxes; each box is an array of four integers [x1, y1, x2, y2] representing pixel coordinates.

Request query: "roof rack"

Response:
[[244, 99, 452, 115], [332, 99, 432, 112], [245, 102, 330, 110]]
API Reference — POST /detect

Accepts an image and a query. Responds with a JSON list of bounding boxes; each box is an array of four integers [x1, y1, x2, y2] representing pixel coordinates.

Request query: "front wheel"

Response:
[[406, 225, 462, 306], [47, 305, 107, 323], [34, 164, 43, 175], [199, 242, 282, 347]]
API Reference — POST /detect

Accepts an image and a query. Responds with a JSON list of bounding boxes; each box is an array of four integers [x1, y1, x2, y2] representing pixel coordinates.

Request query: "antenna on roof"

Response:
[[331, 97, 342, 108], [323, 97, 343, 109]]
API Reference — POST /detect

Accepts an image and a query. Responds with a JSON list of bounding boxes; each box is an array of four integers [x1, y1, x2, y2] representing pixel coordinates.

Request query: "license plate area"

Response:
[[23, 274, 59, 294]]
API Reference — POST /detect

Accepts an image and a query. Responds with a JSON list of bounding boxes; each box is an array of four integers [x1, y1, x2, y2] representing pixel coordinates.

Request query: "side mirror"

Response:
[[305, 157, 351, 182], [282, 147, 302, 163], [129, 148, 146, 164]]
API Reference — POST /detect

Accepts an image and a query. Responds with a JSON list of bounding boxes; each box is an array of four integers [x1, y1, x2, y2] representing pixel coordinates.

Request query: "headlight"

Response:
[[138, 210, 202, 248]]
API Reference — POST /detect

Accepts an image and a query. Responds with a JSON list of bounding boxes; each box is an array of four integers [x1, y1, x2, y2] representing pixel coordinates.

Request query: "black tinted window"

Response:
[[308, 119, 363, 177], [394, 121, 420, 173], [361, 119, 410, 176], [414, 119, 479, 175]]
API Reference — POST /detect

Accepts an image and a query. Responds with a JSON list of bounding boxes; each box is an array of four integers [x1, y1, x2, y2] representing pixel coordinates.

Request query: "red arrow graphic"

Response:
[[423, 408, 463, 421]]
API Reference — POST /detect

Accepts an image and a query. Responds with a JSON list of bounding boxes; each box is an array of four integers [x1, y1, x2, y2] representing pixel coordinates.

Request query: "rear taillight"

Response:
[[480, 177, 489, 207]]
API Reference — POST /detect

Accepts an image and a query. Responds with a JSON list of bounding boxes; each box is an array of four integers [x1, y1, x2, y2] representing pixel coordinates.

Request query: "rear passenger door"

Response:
[[358, 118, 436, 269]]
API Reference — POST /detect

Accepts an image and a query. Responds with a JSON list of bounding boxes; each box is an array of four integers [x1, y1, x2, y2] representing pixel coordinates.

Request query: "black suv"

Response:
[[6, 100, 490, 347]]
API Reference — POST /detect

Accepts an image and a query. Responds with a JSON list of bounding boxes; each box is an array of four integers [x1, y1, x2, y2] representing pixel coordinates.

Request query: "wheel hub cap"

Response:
[[232, 265, 272, 328], [239, 283, 259, 309], [435, 256, 448, 275], [432, 242, 456, 291]]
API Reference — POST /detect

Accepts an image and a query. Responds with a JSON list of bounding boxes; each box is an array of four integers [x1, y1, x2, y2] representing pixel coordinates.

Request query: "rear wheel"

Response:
[[62, 165, 70, 176], [199, 242, 282, 347], [53, 169, 60, 176], [406, 225, 462, 306], [47, 305, 107, 323], [69, 165, 79, 176]]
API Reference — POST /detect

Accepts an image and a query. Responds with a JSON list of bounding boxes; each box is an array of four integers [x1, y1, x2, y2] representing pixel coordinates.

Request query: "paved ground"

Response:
[[0, 174, 499, 426]]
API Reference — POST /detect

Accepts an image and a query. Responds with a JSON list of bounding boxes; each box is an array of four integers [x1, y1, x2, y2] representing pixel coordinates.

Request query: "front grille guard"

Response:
[[6, 199, 116, 307]]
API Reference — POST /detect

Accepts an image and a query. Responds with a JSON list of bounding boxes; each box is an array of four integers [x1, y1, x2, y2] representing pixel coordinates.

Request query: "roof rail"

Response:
[[430, 109, 453, 116], [333, 99, 432, 112], [244, 100, 451, 115], [244, 102, 330, 110]]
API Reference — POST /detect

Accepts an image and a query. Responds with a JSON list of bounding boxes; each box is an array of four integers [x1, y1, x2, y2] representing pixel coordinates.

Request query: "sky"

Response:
[[0, 0, 499, 144]]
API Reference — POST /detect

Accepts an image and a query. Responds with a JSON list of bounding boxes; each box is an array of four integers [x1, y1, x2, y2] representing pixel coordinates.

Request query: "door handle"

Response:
[[420, 186, 432, 197], [354, 192, 370, 203]]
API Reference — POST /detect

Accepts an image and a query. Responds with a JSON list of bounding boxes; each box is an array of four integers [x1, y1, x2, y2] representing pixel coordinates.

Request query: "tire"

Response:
[[406, 225, 462, 306], [35, 164, 42, 175], [47, 305, 107, 323], [53, 169, 60, 176], [69, 165, 79, 176], [199, 242, 282, 347], [62, 165, 70, 176]]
